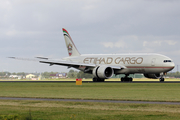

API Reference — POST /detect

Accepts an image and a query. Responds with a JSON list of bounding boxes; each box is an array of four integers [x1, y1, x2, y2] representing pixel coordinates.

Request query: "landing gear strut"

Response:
[[121, 74, 133, 82], [159, 73, 165, 82], [93, 78, 105, 82]]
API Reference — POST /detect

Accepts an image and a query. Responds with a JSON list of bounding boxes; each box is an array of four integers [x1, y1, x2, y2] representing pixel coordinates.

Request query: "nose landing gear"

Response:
[[159, 77, 164, 82], [159, 72, 165, 82]]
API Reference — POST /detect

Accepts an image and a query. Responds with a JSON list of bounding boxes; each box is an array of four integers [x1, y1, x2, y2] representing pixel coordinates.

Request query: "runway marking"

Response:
[[0, 97, 180, 105]]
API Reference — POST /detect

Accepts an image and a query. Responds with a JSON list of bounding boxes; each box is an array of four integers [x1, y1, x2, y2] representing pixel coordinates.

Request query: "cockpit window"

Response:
[[164, 60, 172, 63]]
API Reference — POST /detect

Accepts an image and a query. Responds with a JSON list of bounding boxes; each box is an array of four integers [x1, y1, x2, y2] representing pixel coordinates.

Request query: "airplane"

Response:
[[10, 28, 175, 82]]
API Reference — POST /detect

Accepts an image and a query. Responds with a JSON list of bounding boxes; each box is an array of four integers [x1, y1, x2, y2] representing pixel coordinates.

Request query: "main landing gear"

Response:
[[93, 78, 105, 82], [121, 74, 133, 82]]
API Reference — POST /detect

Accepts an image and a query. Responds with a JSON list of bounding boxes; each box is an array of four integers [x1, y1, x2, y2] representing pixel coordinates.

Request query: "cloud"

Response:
[[0, 0, 180, 72], [101, 42, 114, 48], [101, 40, 126, 48], [166, 40, 177, 45], [143, 40, 177, 47], [100, 35, 180, 58], [101, 35, 138, 48], [0, 0, 12, 10]]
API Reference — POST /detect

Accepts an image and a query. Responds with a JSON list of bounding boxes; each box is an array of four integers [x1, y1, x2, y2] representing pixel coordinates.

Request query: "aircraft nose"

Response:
[[168, 62, 175, 71], [163, 59, 175, 72], [172, 62, 175, 69]]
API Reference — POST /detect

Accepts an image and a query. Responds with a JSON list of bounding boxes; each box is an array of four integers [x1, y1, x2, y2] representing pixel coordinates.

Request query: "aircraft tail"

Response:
[[62, 28, 80, 57]]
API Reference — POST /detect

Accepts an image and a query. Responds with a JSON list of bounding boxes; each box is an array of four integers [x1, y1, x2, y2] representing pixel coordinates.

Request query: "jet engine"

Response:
[[144, 74, 161, 79], [92, 66, 114, 79]]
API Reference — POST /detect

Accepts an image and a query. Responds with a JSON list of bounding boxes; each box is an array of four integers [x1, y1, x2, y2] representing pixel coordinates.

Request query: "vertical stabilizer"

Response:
[[62, 28, 80, 57]]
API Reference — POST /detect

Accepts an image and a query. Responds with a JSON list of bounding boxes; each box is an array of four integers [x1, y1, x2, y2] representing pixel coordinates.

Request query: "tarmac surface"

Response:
[[0, 97, 180, 105]]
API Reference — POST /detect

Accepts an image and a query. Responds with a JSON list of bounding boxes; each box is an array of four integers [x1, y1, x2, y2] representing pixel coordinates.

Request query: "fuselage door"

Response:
[[151, 58, 156, 66]]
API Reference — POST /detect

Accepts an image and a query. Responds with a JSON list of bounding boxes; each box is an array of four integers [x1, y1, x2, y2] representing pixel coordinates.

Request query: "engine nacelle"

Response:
[[144, 74, 161, 79], [93, 66, 114, 79]]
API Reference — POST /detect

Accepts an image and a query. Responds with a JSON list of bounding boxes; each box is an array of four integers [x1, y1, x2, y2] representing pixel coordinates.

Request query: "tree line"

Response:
[[166, 72, 180, 78], [0, 72, 60, 79], [0, 70, 93, 79], [67, 70, 180, 78], [1, 71, 180, 79], [67, 69, 93, 78]]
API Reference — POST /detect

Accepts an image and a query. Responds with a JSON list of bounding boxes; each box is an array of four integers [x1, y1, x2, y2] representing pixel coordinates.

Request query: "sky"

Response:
[[0, 0, 180, 73]]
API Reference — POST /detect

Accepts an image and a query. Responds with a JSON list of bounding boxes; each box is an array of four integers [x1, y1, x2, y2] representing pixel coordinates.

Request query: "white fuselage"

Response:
[[63, 53, 175, 74]]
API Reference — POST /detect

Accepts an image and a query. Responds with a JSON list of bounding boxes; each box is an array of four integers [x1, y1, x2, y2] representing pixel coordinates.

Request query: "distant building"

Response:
[[9, 75, 22, 79], [50, 73, 67, 78], [9, 75, 18, 78], [26, 74, 36, 79]]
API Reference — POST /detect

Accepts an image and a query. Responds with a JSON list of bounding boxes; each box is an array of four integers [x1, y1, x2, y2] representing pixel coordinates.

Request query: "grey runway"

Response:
[[0, 97, 180, 105]]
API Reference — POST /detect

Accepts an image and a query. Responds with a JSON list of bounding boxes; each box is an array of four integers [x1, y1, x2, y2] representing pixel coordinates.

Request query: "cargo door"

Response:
[[151, 58, 156, 66]]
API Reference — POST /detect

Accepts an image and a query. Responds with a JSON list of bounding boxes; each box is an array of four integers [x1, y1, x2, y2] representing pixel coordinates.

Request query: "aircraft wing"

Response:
[[39, 59, 125, 70], [8, 57, 124, 70], [39, 59, 96, 68], [8, 56, 96, 68]]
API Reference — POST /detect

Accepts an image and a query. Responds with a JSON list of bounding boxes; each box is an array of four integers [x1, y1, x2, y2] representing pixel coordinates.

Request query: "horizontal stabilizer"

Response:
[[36, 57, 49, 60], [8, 57, 38, 61]]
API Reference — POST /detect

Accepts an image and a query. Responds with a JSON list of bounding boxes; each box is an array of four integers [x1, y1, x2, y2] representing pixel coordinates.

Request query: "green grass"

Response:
[[0, 100, 180, 120], [0, 82, 180, 102], [0, 82, 180, 119]]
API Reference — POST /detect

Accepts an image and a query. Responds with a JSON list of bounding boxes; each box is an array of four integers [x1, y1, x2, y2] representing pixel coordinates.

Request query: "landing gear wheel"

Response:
[[129, 77, 132, 82], [121, 78, 124, 82], [93, 78, 105, 82], [93, 78, 97, 82], [100, 79, 105, 82], [121, 77, 133, 82], [160, 78, 164, 82]]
